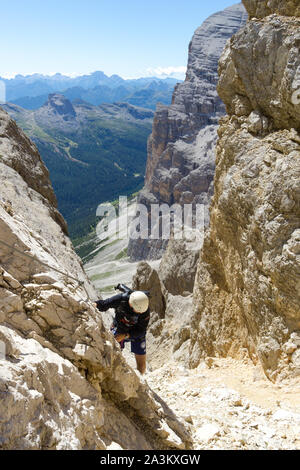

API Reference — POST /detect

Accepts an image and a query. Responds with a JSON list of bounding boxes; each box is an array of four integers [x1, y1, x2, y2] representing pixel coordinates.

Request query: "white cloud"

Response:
[[145, 66, 187, 80], [0, 72, 18, 79]]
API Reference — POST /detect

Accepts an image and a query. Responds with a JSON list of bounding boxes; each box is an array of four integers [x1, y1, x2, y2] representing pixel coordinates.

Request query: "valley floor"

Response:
[[123, 350, 300, 450]]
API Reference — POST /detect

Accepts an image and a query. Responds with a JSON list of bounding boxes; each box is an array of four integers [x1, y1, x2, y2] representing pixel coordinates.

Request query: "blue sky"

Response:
[[0, 0, 240, 79]]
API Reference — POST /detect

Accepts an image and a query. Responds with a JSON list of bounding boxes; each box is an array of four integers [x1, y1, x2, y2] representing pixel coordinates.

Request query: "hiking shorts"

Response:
[[111, 326, 146, 355]]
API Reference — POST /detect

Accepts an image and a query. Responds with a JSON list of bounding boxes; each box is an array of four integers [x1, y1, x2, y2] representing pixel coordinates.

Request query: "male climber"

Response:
[[95, 284, 150, 374]]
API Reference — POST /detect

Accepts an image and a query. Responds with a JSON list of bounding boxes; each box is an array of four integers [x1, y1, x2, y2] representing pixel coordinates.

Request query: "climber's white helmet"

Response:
[[129, 291, 149, 313]]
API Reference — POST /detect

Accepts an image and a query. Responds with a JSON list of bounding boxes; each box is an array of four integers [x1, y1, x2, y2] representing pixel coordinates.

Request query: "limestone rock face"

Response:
[[128, 3, 247, 262], [132, 261, 166, 317], [243, 0, 300, 18], [190, 0, 300, 381], [218, 14, 300, 131], [0, 107, 191, 449], [158, 237, 200, 296], [0, 108, 67, 234]]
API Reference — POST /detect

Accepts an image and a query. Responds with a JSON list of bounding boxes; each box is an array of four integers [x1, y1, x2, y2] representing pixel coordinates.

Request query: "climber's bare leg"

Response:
[[135, 354, 146, 375]]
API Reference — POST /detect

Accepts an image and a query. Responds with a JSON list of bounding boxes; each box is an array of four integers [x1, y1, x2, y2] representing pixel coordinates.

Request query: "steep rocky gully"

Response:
[[0, 0, 300, 451]]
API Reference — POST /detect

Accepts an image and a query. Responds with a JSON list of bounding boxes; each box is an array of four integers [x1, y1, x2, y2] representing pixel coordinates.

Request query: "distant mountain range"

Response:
[[1, 71, 180, 110], [3, 94, 154, 238]]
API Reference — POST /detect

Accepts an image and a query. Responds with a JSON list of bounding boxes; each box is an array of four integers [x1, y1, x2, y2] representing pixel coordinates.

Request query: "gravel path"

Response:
[[122, 348, 300, 450]]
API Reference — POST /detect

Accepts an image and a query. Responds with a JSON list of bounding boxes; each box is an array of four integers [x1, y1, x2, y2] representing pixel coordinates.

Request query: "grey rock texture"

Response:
[[218, 14, 300, 131], [0, 107, 191, 449], [128, 3, 247, 262], [158, 237, 200, 296], [132, 261, 166, 317], [0, 108, 68, 234], [190, 1, 300, 381], [243, 0, 300, 18]]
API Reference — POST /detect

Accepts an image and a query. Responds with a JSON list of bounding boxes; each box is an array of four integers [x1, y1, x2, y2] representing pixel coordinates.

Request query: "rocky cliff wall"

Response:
[[243, 0, 300, 18], [190, 0, 300, 381], [0, 107, 191, 449], [128, 3, 247, 262]]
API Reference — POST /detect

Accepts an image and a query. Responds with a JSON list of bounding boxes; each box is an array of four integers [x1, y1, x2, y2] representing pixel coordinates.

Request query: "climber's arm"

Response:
[[95, 294, 123, 312]]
